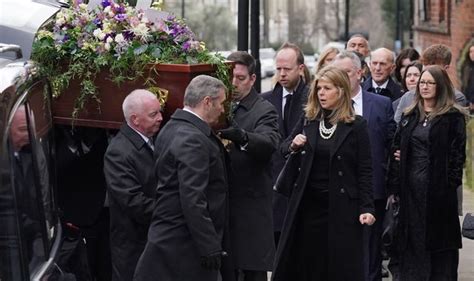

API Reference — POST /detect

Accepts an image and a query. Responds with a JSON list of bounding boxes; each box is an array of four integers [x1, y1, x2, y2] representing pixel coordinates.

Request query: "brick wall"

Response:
[[413, 0, 474, 89]]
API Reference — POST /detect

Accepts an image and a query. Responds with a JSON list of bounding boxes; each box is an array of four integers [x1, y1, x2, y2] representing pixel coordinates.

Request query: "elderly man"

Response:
[[362, 48, 402, 102], [221, 51, 279, 281], [104, 89, 162, 281], [333, 51, 396, 281], [134, 75, 230, 281], [261, 42, 309, 246]]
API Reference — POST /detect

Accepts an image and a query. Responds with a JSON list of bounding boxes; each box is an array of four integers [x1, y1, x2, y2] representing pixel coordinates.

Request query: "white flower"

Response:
[[93, 28, 106, 40], [115, 33, 125, 43], [104, 42, 111, 51], [131, 23, 149, 41], [106, 37, 113, 44], [103, 6, 111, 14], [56, 17, 66, 26]]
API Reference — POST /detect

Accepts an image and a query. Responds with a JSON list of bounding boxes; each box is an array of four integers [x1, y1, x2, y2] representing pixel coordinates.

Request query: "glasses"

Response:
[[419, 80, 436, 87]]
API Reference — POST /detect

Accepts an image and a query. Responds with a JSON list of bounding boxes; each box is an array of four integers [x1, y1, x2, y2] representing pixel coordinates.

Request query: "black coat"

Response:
[[104, 124, 157, 281], [227, 89, 280, 270], [272, 116, 374, 281], [387, 108, 466, 251], [362, 77, 403, 102], [134, 109, 229, 281], [261, 80, 309, 232]]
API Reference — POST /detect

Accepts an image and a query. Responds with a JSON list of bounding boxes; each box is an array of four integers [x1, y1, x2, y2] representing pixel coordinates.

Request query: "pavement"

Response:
[[459, 188, 474, 281]]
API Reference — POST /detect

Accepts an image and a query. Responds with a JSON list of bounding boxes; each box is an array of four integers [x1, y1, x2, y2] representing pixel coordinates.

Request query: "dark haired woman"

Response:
[[388, 65, 467, 281], [461, 42, 474, 113], [272, 65, 375, 281], [395, 48, 420, 86], [401, 61, 423, 93]]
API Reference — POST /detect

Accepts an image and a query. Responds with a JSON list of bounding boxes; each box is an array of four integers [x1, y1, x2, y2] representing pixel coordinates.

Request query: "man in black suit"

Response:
[[333, 51, 396, 281], [104, 89, 162, 281], [220, 51, 279, 281], [261, 42, 308, 246], [134, 75, 229, 281], [362, 48, 402, 102]]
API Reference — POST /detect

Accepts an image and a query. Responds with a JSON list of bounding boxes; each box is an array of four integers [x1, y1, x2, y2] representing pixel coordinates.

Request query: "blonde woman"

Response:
[[316, 47, 340, 74], [272, 65, 375, 281]]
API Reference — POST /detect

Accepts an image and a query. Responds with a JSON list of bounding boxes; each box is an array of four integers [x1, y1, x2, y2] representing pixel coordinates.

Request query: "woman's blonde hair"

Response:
[[404, 65, 468, 120], [316, 47, 340, 74], [305, 65, 355, 124]]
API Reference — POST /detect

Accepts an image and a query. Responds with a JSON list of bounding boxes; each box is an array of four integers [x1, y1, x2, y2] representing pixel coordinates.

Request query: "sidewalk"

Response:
[[459, 188, 474, 281]]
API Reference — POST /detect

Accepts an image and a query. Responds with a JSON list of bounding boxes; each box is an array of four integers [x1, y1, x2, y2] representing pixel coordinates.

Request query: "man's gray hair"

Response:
[[184, 75, 226, 108], [122, 89, 157, 123], [334, 50, 362, 70]]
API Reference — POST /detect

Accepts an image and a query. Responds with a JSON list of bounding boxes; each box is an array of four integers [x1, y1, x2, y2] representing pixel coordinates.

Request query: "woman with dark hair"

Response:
[[395, 48, 420, 85], [272, 65, 375, 281], [461, 41, 474, 113], [401, 61, 423, 93], [388, 65, 467, 281]]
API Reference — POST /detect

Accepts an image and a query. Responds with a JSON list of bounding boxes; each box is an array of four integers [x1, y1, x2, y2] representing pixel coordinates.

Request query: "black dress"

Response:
[[400, 121, 459, 281], [292, 122, 334, 281]]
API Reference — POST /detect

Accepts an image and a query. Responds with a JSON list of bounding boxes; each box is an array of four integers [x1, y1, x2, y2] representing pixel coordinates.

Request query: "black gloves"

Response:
[[218, 126, 248, 145], [200, 251, 227, 270]]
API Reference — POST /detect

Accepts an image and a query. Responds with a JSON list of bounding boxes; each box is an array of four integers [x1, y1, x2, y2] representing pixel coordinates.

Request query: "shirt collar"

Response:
[[352, 87, 363, 105], [372, 79, 389, 89], [183, 107, 205, 121], [128, 124, 150, 144], [282, 87, 292, 99]]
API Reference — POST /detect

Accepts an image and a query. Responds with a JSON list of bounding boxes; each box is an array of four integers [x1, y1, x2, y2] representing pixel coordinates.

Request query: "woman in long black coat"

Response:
[[387, 65, 467, 281], [272, 66, 375, 281]]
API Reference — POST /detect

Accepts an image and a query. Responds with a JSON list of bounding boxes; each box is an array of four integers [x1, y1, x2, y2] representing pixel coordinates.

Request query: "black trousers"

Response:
[[235, 270, 267, 281]]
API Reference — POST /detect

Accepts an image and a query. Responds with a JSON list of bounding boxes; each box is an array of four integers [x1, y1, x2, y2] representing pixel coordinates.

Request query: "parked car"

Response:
[[1, 1, 90, 280], [259, 48, 276, 78]]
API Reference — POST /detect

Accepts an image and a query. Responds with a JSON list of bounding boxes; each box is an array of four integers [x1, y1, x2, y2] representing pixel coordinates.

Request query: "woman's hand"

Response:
[[290, 134, 307, 152], [359, 213, 376, 226]]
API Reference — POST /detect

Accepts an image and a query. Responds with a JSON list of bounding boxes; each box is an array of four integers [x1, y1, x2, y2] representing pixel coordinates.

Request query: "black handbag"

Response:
[[382, 197, 400, 254], [273, 152, 300, 197], [462, 213, 474, 240]]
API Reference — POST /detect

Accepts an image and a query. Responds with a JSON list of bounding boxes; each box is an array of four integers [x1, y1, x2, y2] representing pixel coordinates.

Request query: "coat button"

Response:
[[294, 183, 298, 188], [338, 171, 343, 176], [337, 155, 342, 160], [298, 167, 301, 172], [301, 150, 306, 155], [340, 188, 345, 193]]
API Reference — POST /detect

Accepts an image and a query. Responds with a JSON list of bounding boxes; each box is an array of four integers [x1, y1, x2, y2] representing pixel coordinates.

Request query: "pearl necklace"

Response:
[[319, 119, 337, 139]]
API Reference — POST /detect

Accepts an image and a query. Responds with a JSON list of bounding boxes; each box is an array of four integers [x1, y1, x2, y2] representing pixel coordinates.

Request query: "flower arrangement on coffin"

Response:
[[31, 0, 230, 120]]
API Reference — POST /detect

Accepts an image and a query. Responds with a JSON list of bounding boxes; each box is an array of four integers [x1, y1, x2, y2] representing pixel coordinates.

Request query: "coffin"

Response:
[[52, 63, 230, 129]]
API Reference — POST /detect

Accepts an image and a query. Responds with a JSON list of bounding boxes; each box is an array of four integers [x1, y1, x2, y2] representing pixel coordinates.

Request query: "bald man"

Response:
[[362, 48, 402, 102], [104, 89, 163, 281]]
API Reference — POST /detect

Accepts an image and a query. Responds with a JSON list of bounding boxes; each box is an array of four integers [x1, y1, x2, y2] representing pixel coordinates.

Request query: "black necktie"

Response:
[[375, 87, 382, 95], [284, 94, 293, 133], [351, 99, 355, 110], [147, 138, 154, 152]]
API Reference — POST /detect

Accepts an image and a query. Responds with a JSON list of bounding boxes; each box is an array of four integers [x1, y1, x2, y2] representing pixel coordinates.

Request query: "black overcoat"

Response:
[[261, 80, 309, 233], [387, 108, 466, 252], [134, 109, 229, 281], [104, 124, 157, 281], [272, 116, 374, 281], [227, 89, 280, 270]]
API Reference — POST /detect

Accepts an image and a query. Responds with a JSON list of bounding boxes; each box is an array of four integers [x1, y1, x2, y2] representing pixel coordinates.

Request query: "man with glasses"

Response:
[[261, 42, 309, 247]]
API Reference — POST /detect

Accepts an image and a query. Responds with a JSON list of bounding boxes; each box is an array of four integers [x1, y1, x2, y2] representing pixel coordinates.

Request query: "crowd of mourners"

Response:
[[56, 36, 474, 281]]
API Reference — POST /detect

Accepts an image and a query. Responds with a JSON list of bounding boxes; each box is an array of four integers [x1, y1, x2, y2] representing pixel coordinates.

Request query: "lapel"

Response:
[[303, 120, 317, 153], [361, 91, 373, 126], [330, 121, 352, 160], [121, 124, 151, 153]]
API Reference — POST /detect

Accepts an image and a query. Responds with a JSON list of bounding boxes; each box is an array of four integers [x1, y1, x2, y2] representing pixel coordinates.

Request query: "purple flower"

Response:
[[115, 5, 125, 14], [123, 30, 134, 41], [182, 41, 191, 52], [93, 18, 103, 28], [101, 0, 111, 8], [114, 13, 127, 22]]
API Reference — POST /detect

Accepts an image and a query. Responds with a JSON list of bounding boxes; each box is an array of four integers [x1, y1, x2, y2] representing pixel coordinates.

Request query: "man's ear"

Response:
[[250, 73, 256, 84], [130, 113, 139, 126]]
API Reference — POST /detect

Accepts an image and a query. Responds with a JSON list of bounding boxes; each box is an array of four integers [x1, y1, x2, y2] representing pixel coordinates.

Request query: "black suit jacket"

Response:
[[272, 116, 374, 281], [134, 109, 229, 281], [227, 89, 279, 270], [362, 77, 402, 102], [104, 124, 157, 281], [261, 80, 309, 232]]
